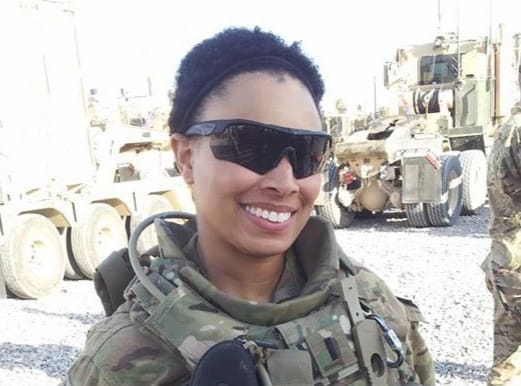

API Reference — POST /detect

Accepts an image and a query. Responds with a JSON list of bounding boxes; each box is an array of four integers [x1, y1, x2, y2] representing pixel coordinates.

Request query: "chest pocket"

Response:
[[276, 302, 363, 385]]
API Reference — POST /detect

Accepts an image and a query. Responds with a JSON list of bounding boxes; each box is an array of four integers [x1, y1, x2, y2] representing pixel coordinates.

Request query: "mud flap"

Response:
[[402, 150, 442, 204]]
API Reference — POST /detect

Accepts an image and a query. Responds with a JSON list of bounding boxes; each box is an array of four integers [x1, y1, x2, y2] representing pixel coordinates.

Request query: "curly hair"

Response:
[[168, 27, 325, 134]]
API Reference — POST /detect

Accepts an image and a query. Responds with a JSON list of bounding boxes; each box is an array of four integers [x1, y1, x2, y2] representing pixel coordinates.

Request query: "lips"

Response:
[[244, 205, 292, 223]]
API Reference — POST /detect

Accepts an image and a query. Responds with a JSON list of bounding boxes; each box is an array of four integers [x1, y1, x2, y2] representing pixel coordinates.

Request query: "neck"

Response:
[[197, 236, 284, 303]]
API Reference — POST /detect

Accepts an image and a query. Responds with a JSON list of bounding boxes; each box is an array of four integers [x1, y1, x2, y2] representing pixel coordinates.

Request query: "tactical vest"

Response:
[[125, 258, 420, 386]]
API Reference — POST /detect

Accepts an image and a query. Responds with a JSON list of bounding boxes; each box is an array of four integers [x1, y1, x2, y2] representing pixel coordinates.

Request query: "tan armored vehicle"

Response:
[[0, 0, 193, 299], [316, 31, 520, 228]]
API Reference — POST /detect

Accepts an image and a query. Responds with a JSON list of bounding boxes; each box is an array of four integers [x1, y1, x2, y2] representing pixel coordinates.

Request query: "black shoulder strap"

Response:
[[94, 248, 135, 316], [338, 248, 356, 276]]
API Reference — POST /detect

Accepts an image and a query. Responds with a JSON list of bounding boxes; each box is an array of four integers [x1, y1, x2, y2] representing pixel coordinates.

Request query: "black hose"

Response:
[[128, 211, 194, 301]]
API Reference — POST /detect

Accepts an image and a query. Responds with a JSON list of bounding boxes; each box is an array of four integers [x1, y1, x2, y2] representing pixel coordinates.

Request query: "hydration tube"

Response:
[[128, 211, 195, 302]]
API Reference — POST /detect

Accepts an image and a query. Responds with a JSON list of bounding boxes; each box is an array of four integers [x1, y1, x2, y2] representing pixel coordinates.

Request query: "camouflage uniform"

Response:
[[483, 109, 521, 385], [62, 216, 434, 386]]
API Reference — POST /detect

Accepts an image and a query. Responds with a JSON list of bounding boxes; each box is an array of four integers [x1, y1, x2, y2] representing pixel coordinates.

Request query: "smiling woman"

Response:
[[61, 27, 435, 386]]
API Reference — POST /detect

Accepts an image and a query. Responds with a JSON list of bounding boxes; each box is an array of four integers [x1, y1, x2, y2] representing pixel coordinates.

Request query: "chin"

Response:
[[242, 238, 293, 258]]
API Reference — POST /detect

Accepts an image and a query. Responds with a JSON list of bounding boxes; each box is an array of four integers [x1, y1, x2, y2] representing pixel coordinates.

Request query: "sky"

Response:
[[73, 0, 520, 114]]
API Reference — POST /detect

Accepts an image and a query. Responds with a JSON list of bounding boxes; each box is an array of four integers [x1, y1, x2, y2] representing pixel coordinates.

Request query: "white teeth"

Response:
[[245, 205, 291, 223], [278, 212, 290, 222]]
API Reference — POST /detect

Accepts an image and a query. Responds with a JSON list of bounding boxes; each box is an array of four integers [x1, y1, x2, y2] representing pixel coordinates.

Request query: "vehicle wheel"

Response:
[[315, 160, 356, 228], [131, 195, 173, 253], [71, 203, 127, 279], [62, 228, 84, 280], [315, 194, 356, 228], [405, 203, 430, 227], [356, 209, 378, 219], [460, 150, 487, 215], [0, 214, 65, 298], [426, 154, 463, 226]]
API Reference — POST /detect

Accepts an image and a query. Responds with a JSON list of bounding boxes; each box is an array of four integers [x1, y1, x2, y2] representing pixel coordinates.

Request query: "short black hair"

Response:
[[168, 27, 325, 134]]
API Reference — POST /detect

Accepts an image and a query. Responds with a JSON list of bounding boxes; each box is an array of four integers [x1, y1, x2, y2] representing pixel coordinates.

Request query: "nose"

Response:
[[259, 156, 299, 195]]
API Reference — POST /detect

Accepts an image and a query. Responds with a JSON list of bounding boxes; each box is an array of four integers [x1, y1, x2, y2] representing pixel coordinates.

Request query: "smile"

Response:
[[244, 205, 292, 223]]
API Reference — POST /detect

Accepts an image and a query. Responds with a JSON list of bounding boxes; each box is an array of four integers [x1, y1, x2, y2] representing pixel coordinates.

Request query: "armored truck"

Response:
[[0, 0, 194, 298], [316, 31, 520, 228]]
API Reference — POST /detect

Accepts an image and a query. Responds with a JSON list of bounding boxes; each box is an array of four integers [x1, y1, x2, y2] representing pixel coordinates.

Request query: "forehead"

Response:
[[197, 72, 322, 131]]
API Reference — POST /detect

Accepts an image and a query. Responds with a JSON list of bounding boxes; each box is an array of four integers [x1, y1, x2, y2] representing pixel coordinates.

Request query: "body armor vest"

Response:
[[126, 259, 419, 386]]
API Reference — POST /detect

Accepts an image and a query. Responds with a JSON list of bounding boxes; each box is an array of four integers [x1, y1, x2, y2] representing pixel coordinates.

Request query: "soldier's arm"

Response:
[[495, 114, 521, 198], [488, 114, 521, 262], [60, 303, 189, 385], [487, 113, 521, 309], [398, 297, 435, 386]]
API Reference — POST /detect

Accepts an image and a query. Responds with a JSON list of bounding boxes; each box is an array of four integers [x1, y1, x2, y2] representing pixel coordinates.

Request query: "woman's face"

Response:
[[173, 72, 323, 259]]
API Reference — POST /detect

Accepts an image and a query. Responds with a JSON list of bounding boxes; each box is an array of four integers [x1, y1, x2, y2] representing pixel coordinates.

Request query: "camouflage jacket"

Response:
[[62, 216, 434, 386], [483, 110, 521, 293]]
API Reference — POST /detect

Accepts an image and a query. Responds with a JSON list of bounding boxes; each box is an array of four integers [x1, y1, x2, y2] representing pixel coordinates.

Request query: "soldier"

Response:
[[87, 88, 106, 128], [61, 27, 434, 386], [483, 77, 521, 385], [117, 88, 130, 126]]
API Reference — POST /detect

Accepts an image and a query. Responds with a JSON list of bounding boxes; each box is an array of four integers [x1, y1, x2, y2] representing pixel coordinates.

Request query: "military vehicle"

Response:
[[316, 30, 520, 228], [0, 0, 194, 298]]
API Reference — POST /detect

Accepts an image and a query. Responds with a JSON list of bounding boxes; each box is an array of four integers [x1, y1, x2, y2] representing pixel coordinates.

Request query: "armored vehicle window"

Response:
[[419, 54, 458, 85]]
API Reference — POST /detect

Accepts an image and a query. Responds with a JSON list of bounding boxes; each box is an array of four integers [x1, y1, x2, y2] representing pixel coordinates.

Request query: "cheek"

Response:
[[192, 155, 258, 200], [299, 174, 321, 204]]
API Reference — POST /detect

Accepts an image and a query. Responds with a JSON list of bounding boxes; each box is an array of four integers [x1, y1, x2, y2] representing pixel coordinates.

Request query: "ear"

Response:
[[171, 134, 195, 184]]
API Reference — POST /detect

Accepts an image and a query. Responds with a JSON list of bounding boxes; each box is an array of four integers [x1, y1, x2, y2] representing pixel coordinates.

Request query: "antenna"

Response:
[[437, 0, 441, 33], [456, 0, 461, 80], [488, 0, 492, 43], [373, 76, 377, 117]]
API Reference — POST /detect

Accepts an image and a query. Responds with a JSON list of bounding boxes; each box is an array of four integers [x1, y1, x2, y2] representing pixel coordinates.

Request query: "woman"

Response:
[[63, 27, 434, 386]]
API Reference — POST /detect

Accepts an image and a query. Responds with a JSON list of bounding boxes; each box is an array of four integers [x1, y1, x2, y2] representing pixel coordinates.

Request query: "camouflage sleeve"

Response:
[[352, 263, 434, 386], [398, 297, 435, 386], [61, 302, 189, 385], [485, 112, 521, 307]]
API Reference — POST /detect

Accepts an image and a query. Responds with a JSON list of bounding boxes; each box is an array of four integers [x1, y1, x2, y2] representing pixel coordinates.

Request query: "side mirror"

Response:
[[383, 62, 400, 89]]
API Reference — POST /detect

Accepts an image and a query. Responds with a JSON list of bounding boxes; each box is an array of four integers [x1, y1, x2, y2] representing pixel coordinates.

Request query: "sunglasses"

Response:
[[183, 119, 332, 179]]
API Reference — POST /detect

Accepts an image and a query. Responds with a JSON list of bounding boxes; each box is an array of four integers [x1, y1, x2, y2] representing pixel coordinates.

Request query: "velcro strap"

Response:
[[397, 297, 426, 323], [127, 272, 175, 314], [331, 276, 365, 324], [267, 349, 313, 386]]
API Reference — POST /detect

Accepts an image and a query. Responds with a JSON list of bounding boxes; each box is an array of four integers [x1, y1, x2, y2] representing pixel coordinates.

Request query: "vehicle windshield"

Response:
[[419, 54, 459, 85]]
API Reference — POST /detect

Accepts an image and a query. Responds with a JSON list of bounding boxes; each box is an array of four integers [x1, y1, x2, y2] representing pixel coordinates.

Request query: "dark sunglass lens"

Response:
[[210, 123, 330, 178], [211, 125, 278, 174], [293, 136, 330, 178]]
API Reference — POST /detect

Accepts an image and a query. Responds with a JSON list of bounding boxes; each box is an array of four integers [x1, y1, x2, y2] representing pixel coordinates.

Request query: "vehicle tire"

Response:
[[426, 154, 463, 226], [131, 194, 173, 253], [355, 209, 378, 219], [0, 214, 65, 298], [405, 203, 430, 227], [62, 228, 85, 280], [459, 150, 487, 215], [71, 203, 127, 279], [315, 160, 356, 228], [315, 193, 356, 228]]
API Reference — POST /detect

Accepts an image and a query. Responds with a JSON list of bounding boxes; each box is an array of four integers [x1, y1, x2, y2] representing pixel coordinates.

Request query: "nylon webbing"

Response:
[[335, 276, 389, 386]]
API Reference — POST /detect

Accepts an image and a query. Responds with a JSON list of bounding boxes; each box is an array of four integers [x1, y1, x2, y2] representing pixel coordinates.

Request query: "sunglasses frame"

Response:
[[182, 119, 332, 178], [184, 119, 330, 139]]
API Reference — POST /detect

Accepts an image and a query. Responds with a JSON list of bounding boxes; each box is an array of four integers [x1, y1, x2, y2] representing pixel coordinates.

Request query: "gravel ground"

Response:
[[0, 207, 492, 386]]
